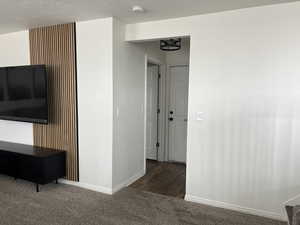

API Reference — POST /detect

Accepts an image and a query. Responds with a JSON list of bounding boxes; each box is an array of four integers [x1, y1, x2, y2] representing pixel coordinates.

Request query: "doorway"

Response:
[[168, 65, 189, 163], [146, 63, 160, 160], [130, 38, 190, 199]]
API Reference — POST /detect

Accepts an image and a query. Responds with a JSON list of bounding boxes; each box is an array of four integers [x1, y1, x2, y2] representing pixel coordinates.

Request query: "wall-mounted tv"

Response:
[[0, 65, 48, 124]]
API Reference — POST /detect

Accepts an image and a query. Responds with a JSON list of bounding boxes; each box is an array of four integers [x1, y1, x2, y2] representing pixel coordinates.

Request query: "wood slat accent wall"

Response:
[[29, 23, 78, 181]]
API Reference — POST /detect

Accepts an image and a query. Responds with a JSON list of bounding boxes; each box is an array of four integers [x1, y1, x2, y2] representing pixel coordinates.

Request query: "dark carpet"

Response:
[[0, 175, 286, 225]]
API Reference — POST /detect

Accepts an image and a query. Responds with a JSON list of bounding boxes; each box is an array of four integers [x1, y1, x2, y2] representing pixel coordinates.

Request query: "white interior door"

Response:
[[146, 64, 159, 160], [168, 66, 189, 163]]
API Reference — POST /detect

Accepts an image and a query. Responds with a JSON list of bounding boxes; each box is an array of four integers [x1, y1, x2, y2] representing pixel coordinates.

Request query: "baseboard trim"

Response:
[[284, 193, 300, 206], [185, 194, 286, 222], [59, 170, 145, 195], [59, 179, 113, 195], [112, 170, 145, 194]]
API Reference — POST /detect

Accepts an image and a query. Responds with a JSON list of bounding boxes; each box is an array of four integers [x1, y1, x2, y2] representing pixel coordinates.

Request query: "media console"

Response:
[[0, 141, 66, 192]]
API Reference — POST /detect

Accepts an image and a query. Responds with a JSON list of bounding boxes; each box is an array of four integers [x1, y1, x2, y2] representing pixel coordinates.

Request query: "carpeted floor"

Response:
[[0, 175, 287, 225]]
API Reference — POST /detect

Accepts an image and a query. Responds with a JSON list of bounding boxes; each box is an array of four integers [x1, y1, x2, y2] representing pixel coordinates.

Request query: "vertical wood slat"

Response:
[[29, 23, 78, 181]]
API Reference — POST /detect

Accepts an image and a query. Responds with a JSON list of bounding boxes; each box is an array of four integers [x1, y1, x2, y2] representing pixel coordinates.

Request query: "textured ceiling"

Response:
[[0, 0, 299, 34]]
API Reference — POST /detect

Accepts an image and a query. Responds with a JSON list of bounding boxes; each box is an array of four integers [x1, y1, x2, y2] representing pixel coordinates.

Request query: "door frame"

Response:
[[144, 57, 190, 165], [145, 61, 160, 161], [144, 55, 167, 172], [165, 64, 189, 162]]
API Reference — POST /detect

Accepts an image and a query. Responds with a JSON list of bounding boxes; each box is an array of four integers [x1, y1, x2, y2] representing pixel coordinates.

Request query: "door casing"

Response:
[[144, 56, 167, 168], [146, 63, 160, 160], [144, 56, 189, 163]]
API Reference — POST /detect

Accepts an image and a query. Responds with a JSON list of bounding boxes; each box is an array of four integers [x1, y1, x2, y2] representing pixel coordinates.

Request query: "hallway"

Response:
[[130, 160, 186, 198]]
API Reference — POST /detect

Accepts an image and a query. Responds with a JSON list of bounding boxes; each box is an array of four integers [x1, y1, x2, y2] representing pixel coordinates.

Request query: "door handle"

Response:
[[169, 117, 174, 121], [184, 119, 188, 122]]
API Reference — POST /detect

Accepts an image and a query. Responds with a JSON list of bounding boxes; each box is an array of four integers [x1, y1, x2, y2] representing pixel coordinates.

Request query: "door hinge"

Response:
[[158, 74, 161, 79], [157, 109, 160, 114], [156, 142, 160, 148]]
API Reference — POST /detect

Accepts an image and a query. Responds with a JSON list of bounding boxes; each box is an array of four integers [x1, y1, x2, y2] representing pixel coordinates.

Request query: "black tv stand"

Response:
[[0, 141, 66, 192]]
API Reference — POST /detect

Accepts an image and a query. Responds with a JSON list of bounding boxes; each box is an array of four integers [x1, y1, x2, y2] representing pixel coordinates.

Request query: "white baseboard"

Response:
[[185, 194, 287, 222], [284, 193, 300, 206], [112, 170, 145, 194], [59, 179, 113, 195], [59, 170, 145, 195]]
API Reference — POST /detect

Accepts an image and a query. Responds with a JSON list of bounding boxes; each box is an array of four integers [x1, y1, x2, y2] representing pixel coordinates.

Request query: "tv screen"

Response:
[[0, 65, 48, 124]]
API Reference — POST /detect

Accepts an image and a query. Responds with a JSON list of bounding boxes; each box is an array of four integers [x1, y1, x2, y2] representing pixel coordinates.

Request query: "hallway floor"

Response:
[[130, 160, 186, 198]]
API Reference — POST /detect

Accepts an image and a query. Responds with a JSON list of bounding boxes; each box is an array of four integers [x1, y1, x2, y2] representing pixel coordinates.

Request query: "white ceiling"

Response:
[[0, 0, 299, 34]]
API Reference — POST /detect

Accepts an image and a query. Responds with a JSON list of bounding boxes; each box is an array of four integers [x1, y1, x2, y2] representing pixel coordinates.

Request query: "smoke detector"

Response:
[[132, 5, 145, 13]]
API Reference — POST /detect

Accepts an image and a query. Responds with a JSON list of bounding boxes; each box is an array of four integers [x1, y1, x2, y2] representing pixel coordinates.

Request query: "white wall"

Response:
[[76, 18, 114, 192], [166, 39, 190, 66], [126, 2, 300, 220], [112, 19, 146, 191], [0, 31, 33, 145], [141, 41, 166, 64], [140, 41, 167, 162], [76, 18, 165, 193]]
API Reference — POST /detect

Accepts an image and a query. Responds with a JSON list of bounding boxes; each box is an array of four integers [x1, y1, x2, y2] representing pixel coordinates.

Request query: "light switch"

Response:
[[196, 112, 204, 121]]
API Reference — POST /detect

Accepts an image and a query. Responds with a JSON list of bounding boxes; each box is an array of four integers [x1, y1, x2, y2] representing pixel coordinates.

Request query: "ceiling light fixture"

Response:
[[160, 38, 181, 51], [132, 5, 145, 13]]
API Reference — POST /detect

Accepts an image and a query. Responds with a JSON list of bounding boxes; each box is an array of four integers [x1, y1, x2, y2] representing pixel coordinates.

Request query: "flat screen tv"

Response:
[[0, 65, 48, 124]]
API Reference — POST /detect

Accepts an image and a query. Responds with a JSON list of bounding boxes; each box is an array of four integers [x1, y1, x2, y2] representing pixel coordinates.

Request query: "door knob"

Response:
[[184, 119, 188, 122], [169, 117, 174, 121]]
